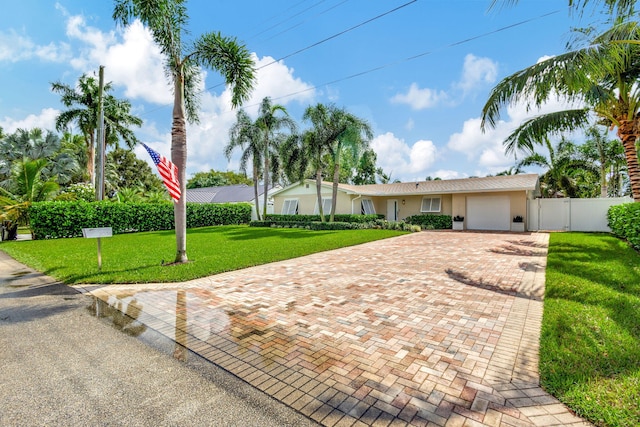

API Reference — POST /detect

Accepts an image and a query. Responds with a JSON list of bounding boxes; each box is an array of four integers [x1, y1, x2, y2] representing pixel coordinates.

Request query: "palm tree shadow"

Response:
[[489, 244, 546, 257]]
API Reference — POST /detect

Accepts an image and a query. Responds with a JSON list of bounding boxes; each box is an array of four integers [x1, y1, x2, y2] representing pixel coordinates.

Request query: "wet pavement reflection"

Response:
[[78, 232, 587, 427]]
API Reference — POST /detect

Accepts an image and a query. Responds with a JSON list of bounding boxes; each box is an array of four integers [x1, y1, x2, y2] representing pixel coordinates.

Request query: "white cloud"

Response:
[[0, 29, 70, 63], [133, 54, 316, 178], [455, 54, 498, 96], [371, 132, 437, 180], [0, 108, 59, 133], [432, 170, 465, 180], [390, 83, 448, 110]]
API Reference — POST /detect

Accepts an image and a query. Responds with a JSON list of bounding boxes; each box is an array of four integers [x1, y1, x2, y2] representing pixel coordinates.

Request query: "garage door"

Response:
[[467, 195, 510, 231]]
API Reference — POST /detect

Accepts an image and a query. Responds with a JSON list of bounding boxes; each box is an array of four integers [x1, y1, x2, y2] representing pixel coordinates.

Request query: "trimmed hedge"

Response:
[[608, 202, 640, 250], [250, 219, 421, 232], [404, 214, 452, 230], [264, 214, 384, 223], [28, 201, 252, 240]]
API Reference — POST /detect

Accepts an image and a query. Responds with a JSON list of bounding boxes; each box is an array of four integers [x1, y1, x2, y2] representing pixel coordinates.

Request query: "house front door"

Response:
[[387, 199, 398, 221]]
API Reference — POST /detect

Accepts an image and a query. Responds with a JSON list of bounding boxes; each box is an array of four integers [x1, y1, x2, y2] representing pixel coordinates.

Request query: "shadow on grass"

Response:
[[214, 227, 332, 241]]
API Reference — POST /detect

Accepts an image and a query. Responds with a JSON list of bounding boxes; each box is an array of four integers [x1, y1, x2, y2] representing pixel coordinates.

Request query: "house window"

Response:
[[421, 197, 441, 213], [282, 199, 298, 215], [361, 199, 375, 215], [314, 197, 332, 214]]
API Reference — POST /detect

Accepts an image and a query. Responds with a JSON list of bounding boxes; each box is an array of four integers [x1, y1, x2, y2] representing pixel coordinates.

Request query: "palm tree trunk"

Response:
[[263, 137, 269, 220], [253, 163, 261, 221], [88, 132, 96, 188], [316, 169, 325, 222], [617, 119, 640, 202], [330, 159, 339, 223], [172, 69, 188, 263]]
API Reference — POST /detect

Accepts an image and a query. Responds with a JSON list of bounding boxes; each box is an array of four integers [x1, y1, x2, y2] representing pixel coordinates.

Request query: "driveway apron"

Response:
[[77, 231, 590, 427]]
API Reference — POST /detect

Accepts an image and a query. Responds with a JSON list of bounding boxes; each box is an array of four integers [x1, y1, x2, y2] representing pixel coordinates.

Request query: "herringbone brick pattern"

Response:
[[79, 231, 591, 427]]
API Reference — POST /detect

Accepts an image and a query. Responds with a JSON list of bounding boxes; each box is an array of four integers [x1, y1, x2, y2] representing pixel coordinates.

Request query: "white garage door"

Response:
[[467, 195, 510, 231]]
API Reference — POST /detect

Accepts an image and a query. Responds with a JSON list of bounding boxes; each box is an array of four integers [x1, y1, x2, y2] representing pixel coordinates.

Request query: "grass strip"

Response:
[[542, 232, 640, 427]]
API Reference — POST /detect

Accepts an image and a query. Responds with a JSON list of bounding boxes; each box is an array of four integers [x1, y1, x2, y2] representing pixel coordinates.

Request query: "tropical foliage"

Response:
[[51, 73, 142, 186], [186, 170, 252, 189]]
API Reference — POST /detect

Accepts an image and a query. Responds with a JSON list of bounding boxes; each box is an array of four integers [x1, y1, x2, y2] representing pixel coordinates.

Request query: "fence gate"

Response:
[[527, 197, 632, 232]]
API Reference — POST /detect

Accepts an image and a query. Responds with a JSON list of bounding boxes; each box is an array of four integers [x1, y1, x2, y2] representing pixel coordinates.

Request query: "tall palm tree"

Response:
[[113, 0, 255, 264], [481, 20, 640, 201], [325, 110, 372, 222], [226, 109, 263, 220], [51, 74, 142, 187], [255, 97, 296, 219], [301, 104, 372, 222]]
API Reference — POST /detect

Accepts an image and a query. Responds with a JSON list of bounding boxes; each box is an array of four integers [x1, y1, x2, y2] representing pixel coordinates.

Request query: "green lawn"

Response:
[[0, 225, 406, 284], [542, 232, 640, 427]]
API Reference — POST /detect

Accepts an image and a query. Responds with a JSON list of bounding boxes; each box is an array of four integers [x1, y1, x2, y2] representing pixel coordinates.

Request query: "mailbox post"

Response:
[[82, 227, 113, 270]]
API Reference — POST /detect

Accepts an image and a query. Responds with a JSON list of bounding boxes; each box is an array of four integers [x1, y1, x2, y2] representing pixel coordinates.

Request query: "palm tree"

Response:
[[490, 0, 636, 17], [301, 104, 372, 222], [0, 158, 59, 237], [326, 110, 372, 221], [113, 0, 255, 263], [481, 21, 640, 202], [52, 74, 142, 187], [0, 128, 79, 185], [255, 97, 296, 219], [226, 109, 263, 220], [516, 137, 599, 198]]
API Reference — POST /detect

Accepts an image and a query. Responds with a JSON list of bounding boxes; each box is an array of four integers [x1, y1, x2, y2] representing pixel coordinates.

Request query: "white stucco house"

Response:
[[270, 174, 541, 231], [185, 184, 280, 220]]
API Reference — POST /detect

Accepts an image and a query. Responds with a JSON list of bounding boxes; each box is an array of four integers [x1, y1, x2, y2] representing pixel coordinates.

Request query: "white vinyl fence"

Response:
[[527, 197, 632, 232]]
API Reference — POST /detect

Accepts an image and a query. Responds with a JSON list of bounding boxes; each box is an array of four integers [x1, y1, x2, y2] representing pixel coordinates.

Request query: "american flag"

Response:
[[141, 143, 181, 202]]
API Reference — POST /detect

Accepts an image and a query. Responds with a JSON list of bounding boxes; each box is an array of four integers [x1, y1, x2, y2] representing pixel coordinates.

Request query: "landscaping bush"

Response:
[[28, 201, 252, 239], [405, 214, 452, 230], [608, 202, 640, 250], [250, 218, 421, 232], [264, 214, 384, 223]]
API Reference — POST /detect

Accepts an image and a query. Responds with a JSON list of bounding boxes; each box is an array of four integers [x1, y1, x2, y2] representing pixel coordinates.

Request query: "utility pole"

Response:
[[96, 65, 106, 201]]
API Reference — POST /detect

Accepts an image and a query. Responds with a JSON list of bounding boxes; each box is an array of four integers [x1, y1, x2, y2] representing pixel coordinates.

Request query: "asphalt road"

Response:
[[0, 251, 317, 427]]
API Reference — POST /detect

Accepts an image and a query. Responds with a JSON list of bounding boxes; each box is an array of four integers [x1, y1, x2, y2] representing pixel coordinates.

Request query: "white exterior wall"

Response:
[[527, 197, 632, 232]]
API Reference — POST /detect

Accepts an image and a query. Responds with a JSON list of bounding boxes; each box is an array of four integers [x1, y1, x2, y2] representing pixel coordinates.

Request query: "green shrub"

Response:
[[250, 218, 421, 232], [608, 203, 640, 250], [28, 201, 252, 240], [264, 214, 384, 223], [405, 214, 452, 229]]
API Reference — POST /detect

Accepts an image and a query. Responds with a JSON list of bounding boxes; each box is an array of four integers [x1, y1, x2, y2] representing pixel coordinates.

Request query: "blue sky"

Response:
[[0, 1, 605, 182]]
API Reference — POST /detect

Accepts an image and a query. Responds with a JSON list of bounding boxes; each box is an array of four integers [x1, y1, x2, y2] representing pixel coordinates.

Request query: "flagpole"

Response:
[[96, 65, 106, 201]]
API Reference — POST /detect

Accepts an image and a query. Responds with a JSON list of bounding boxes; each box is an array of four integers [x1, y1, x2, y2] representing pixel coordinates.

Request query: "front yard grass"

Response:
[[0, 225, 406, 284], [542, 232, 640, 427]]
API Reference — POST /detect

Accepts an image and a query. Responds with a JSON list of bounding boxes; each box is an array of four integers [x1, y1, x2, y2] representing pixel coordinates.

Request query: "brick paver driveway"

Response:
[[80, 231, 590, 427]]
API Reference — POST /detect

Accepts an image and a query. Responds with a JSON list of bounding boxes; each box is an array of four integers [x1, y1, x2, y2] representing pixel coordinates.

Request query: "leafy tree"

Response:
[[114, 0, 255, 263], [226, 109, 264, 220], [352, 148, 379, 185], [51, 74, 142, 187], [107, 147, 164, 193], [186, 170, 252, 189], [481, 20, 640, 201]]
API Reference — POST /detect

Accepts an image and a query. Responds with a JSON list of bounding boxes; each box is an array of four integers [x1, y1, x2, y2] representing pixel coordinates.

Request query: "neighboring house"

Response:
[[271, 174, 541, 231], [185, 184, 280, 220]]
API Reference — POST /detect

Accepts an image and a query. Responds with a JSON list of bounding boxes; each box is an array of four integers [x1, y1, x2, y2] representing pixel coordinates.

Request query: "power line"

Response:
[[226, 10, 563, 113], [141, 8, 560, 120]]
